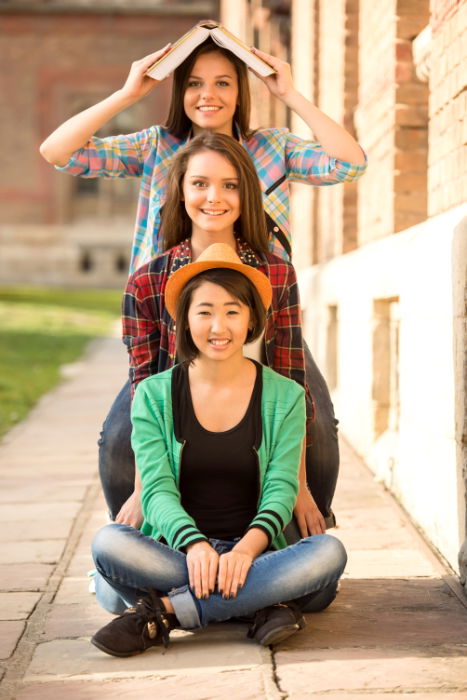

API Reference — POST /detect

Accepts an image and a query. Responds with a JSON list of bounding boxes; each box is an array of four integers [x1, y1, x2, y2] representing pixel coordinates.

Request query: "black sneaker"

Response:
[[247, 602, 306, 646], [91, 590, 177, 657]]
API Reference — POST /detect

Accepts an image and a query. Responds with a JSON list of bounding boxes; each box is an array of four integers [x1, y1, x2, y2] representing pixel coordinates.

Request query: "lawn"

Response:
[[0, 286, 122, 438]]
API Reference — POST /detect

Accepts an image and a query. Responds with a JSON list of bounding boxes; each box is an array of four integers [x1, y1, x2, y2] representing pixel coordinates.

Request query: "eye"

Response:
[[217, 80, 230, 87], [227, 310, 240, 315], [187, 80, 201, 88], [192, 180, 208, 188], [224, 182, 239, 190]]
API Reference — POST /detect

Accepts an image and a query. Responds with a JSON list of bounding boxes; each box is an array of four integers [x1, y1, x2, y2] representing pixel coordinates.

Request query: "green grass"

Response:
[[0, 286, 122, 438]]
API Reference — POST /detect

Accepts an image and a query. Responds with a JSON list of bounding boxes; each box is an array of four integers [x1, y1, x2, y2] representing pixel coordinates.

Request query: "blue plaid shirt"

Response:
[[57, 126, 367, 272]]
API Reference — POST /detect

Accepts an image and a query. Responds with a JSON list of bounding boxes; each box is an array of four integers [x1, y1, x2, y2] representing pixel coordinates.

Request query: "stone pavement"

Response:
[[0, 334, 466, 700]]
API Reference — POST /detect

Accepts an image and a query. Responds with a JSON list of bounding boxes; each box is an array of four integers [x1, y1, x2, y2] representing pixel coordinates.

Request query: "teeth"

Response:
[[198, 106, 220, 112], [201, 210, 226, 216], [210, 339, 229, 346]]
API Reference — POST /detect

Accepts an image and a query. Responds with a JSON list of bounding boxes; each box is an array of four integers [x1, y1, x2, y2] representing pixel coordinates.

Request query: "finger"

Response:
[[250, 45, 275, 62], [217, 555, 228, 596], [208, 553, 218, 594], [308, 515, 325, 536], [228, 560, 245, 598], [222, 557, 234, 598], [296, 513, 310, 538], [200, 555, 210, 599], [141, 44, 172, 65], [192, 559, 203, 599]]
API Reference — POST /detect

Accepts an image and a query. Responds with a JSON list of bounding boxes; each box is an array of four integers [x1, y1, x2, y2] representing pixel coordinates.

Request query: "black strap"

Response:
[[265, 212, 292, 259]]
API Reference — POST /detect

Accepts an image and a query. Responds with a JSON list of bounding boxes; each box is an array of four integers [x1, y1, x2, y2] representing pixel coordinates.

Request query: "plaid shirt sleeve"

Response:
[[264, 257, 315, 429], [55, 128, 157, 178], [122, 268, 162, 398], [284, 132, 367, 186]]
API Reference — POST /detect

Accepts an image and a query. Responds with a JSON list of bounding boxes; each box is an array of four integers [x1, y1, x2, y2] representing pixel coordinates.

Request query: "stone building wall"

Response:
[[0, 1, 217, 287], [428, 0, 466, 215]]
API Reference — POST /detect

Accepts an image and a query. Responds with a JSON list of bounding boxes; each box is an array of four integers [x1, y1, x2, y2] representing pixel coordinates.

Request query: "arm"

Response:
[[39, 46, 172, 167], [294, 436, 326, 536], [131, 381, 208, 551], [251, 47, 366, 166]]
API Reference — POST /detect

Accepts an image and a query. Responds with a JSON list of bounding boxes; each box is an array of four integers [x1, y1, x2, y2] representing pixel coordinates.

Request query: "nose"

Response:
[[210, 313, 226, 333], [207, 184, 221, 203], [200, 83, 215, 100]]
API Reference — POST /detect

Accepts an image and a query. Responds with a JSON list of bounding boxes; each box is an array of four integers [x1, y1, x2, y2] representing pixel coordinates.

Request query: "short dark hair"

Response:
[[160, 131, 269, 254], [175, 268, 267, 364], [164, 39, 252, 140]]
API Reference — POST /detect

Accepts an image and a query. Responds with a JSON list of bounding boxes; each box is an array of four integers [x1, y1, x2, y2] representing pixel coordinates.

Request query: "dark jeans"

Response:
[[98, 342, 339, 528]]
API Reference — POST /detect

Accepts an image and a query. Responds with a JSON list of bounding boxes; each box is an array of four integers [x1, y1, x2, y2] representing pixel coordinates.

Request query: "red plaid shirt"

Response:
[[122, 238, 314, 429]]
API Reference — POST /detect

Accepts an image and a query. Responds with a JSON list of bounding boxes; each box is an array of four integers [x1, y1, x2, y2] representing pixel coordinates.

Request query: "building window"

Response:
[[372, 297, 400, 438]]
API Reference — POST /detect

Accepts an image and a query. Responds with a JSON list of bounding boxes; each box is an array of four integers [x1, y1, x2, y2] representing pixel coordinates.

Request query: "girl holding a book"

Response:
[[40, 27, 367, 538]]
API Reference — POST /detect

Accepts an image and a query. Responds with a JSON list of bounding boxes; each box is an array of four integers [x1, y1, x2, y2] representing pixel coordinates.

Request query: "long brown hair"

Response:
[[160, 132, 269, 254], [164, 39, 252, 140]]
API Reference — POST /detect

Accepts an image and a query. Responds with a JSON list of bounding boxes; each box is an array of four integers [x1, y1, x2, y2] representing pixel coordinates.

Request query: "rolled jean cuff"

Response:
[[168, 584, 201, 630]]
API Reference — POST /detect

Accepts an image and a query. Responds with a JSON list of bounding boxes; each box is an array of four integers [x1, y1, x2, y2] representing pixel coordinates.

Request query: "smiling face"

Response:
[[182, 150, 240, 242], [187, 280, 251, 363], [183, 51, 238, 136]]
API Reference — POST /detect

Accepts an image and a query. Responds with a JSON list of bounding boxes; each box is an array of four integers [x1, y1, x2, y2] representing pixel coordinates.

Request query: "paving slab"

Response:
[[274, 648, 467, 695], [0, 621, 25, 660], [17, 668, 268, 700], [0, 482, 88, 504], [0, 564, 53, 592], [0, 593, 41, 621], [0, 502, 81, 523], [0, 540, 65, 565], [25, 627, 263, 681], [0, 518, 75, 543]]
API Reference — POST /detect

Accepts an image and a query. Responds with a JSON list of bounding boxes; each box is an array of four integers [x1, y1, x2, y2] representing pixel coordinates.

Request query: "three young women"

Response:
[[39, 31, 367, 535]]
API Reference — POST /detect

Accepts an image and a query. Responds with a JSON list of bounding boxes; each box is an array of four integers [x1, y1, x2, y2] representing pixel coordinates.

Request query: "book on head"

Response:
[[145, 21, 276, 81]]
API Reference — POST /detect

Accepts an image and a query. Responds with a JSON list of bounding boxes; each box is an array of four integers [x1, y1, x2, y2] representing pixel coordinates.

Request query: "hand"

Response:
[[249, 47, 296, 100], [217, 548, 253, 599], [294, 486, 326, 536], [120, 45, 172, 101], [186, 541, 219, 599], [114, 490, 143, 528]]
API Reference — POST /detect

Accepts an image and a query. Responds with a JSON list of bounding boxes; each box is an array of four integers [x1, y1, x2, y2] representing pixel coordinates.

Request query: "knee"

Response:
[[302, 534, 347, 577], [92, 524, 128, 569]]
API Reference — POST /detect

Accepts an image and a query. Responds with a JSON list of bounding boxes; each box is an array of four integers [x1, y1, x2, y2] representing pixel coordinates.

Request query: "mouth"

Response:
[[208, 338, 230, 347], [200, 209, 228, 216], [197, 105, 222, 113]]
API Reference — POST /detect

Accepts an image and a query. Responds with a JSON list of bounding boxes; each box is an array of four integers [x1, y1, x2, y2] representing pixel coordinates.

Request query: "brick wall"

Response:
[[428, 0, 466, 215], [0, 12, 199, 226], [315, 0, 346, 262]]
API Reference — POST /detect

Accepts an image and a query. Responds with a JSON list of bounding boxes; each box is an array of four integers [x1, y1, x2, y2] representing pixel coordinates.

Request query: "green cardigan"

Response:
[[131, 364, 306, 551]]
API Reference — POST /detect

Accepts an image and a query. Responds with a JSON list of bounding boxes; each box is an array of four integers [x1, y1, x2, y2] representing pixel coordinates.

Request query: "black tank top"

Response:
[[177, 363, 261, 540]]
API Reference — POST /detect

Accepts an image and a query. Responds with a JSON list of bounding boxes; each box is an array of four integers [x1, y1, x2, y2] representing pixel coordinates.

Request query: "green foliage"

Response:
[[0, 287, 122, 438]]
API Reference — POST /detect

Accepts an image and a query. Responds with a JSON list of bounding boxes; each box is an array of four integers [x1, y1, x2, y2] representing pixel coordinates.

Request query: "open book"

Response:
[[146, 21, 276, 81]]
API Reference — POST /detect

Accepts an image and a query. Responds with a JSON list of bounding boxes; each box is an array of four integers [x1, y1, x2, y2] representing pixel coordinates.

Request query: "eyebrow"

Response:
[[187, 175, 239, 181], [188, 73, 234, 80], [195, 301, 241, 308]]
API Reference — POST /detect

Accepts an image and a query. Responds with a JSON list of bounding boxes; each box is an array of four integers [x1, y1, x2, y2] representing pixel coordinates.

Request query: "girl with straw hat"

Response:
[[91, 241, 347, 657]]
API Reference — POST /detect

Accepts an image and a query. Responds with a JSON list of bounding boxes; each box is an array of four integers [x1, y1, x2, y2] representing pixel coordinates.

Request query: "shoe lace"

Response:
[[136, 590, 173, 649]]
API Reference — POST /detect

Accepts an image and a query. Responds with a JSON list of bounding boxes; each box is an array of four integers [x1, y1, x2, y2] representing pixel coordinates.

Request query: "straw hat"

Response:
[[164, 243, 272, 320]]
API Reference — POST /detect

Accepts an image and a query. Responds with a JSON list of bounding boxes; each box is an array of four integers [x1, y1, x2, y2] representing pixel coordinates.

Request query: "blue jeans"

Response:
[[92, 524, 347, 629], [98, 342, 339, 525]]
